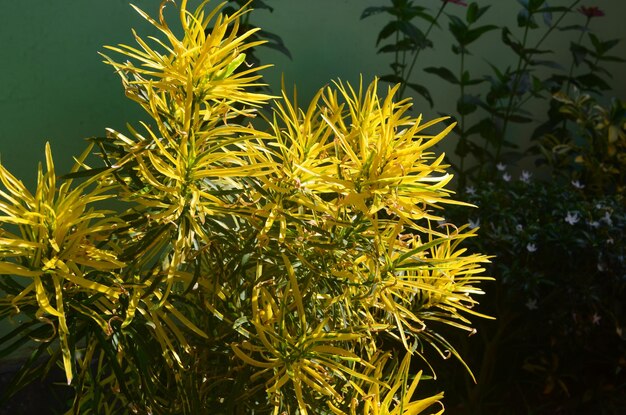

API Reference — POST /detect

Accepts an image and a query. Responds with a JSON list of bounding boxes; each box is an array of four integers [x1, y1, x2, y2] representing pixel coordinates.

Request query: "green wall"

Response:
[[1, 0, 625, 187]]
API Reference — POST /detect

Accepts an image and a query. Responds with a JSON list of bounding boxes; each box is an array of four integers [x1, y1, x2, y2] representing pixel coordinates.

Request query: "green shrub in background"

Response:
[[363, 0, 624, 187], [537, 91, 626, 195], [444, 172, 626, 414], [0, 1, 491, 414]]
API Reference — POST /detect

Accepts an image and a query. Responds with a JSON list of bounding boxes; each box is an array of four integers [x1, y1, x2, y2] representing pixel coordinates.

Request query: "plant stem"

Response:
[[495, 0, 581, 162], [458, 47, 467, 188], [398, 2, 447, 99], [495, 22, 530, 163], [565, 17, 590, 94]]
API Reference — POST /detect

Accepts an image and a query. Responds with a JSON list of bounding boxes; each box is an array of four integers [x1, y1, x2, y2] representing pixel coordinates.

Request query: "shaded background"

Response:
[[1, 0, 624, 187]]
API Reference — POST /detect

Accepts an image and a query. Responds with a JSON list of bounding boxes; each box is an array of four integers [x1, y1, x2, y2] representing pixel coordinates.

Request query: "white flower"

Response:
[[465, 186, 476, 195], [526, 243, 537, 253], [597, 262, 606, 272], [516, 224, 524, 232], [592, 313, 601, 325], [564, 211, 580, 225], [587, 220, 600, 228], [571, 180, 585, 189], [525, 298, 538, 310], [496, 162, 506, 171], [468, 218, 480, 229], [607, 237, 614, 245], [520, 170, 532, 183], [602, 211, 613, 226], [502, 172, 512, 182]]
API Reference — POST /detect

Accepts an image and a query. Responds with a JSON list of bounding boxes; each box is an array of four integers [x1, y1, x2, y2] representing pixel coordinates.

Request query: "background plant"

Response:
[[443, 172, 626, 414], [0, 1, 490, 414], [363, 0, 624, 187], [536, 91, 626, 195]]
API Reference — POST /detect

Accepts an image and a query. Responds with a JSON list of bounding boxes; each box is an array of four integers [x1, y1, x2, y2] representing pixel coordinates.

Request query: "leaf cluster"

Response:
[[0, 1, 490, 414]]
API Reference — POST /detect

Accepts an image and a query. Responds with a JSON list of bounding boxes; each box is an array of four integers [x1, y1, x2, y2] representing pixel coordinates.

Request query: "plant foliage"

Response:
[[0, 1, 490, 413]]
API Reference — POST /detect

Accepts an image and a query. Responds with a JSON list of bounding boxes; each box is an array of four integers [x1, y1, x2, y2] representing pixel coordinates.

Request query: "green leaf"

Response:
[[597, 55, 626, 63], [466, 118, 499, 145], [570, 42, 589, 66], [506, 112, 534, 123], [588, 33, 602, 52], [461, 70, 484, 86], [379, 38, 428, 54], [457, 95, 478, 116], [530, 60, 563, 70], [558, 24, 587, 32], [397, 21, 429, 46], [424, 66, 459, 84], [517, 9, 538, 28], [501, 27, 524, 56], [448, 15, 468, 44], [361, 6, 392, 19], [466, 3, 479, 24], [589, 34, 622, 56], [464, 25, 498, 46], [575, 73, 611, 91], [377, 21, 400, 45], [528, 0, 546, 13]]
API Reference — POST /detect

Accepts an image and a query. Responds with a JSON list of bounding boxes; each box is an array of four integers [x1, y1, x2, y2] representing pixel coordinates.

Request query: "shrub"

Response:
[[443, 172, 626, 414], [0, 1, 490, 414]]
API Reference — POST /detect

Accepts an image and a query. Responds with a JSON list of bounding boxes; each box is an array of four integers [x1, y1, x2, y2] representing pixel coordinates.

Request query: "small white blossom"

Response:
[[516, 224, 524, 232], [587, 220, 600, 228], [607, 237, 614, 245], [496, 162, 506, 171], [525, 298, 538, 310], [526, 243, 537, 253], [564, 211, 580, 225], [597, 262, 606, 272], [602, 211, 613, 226], [571, 180, 585, 189], [502, 172, 512, 182], [520, 170, 532, 183], [592, 313, 601, 325], [465, 186, 476, 195], [468, 218, 480, 229]]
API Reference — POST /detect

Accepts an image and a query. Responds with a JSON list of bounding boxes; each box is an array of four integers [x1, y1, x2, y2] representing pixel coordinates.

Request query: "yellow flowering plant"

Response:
[[0, 1, 491, 414]]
